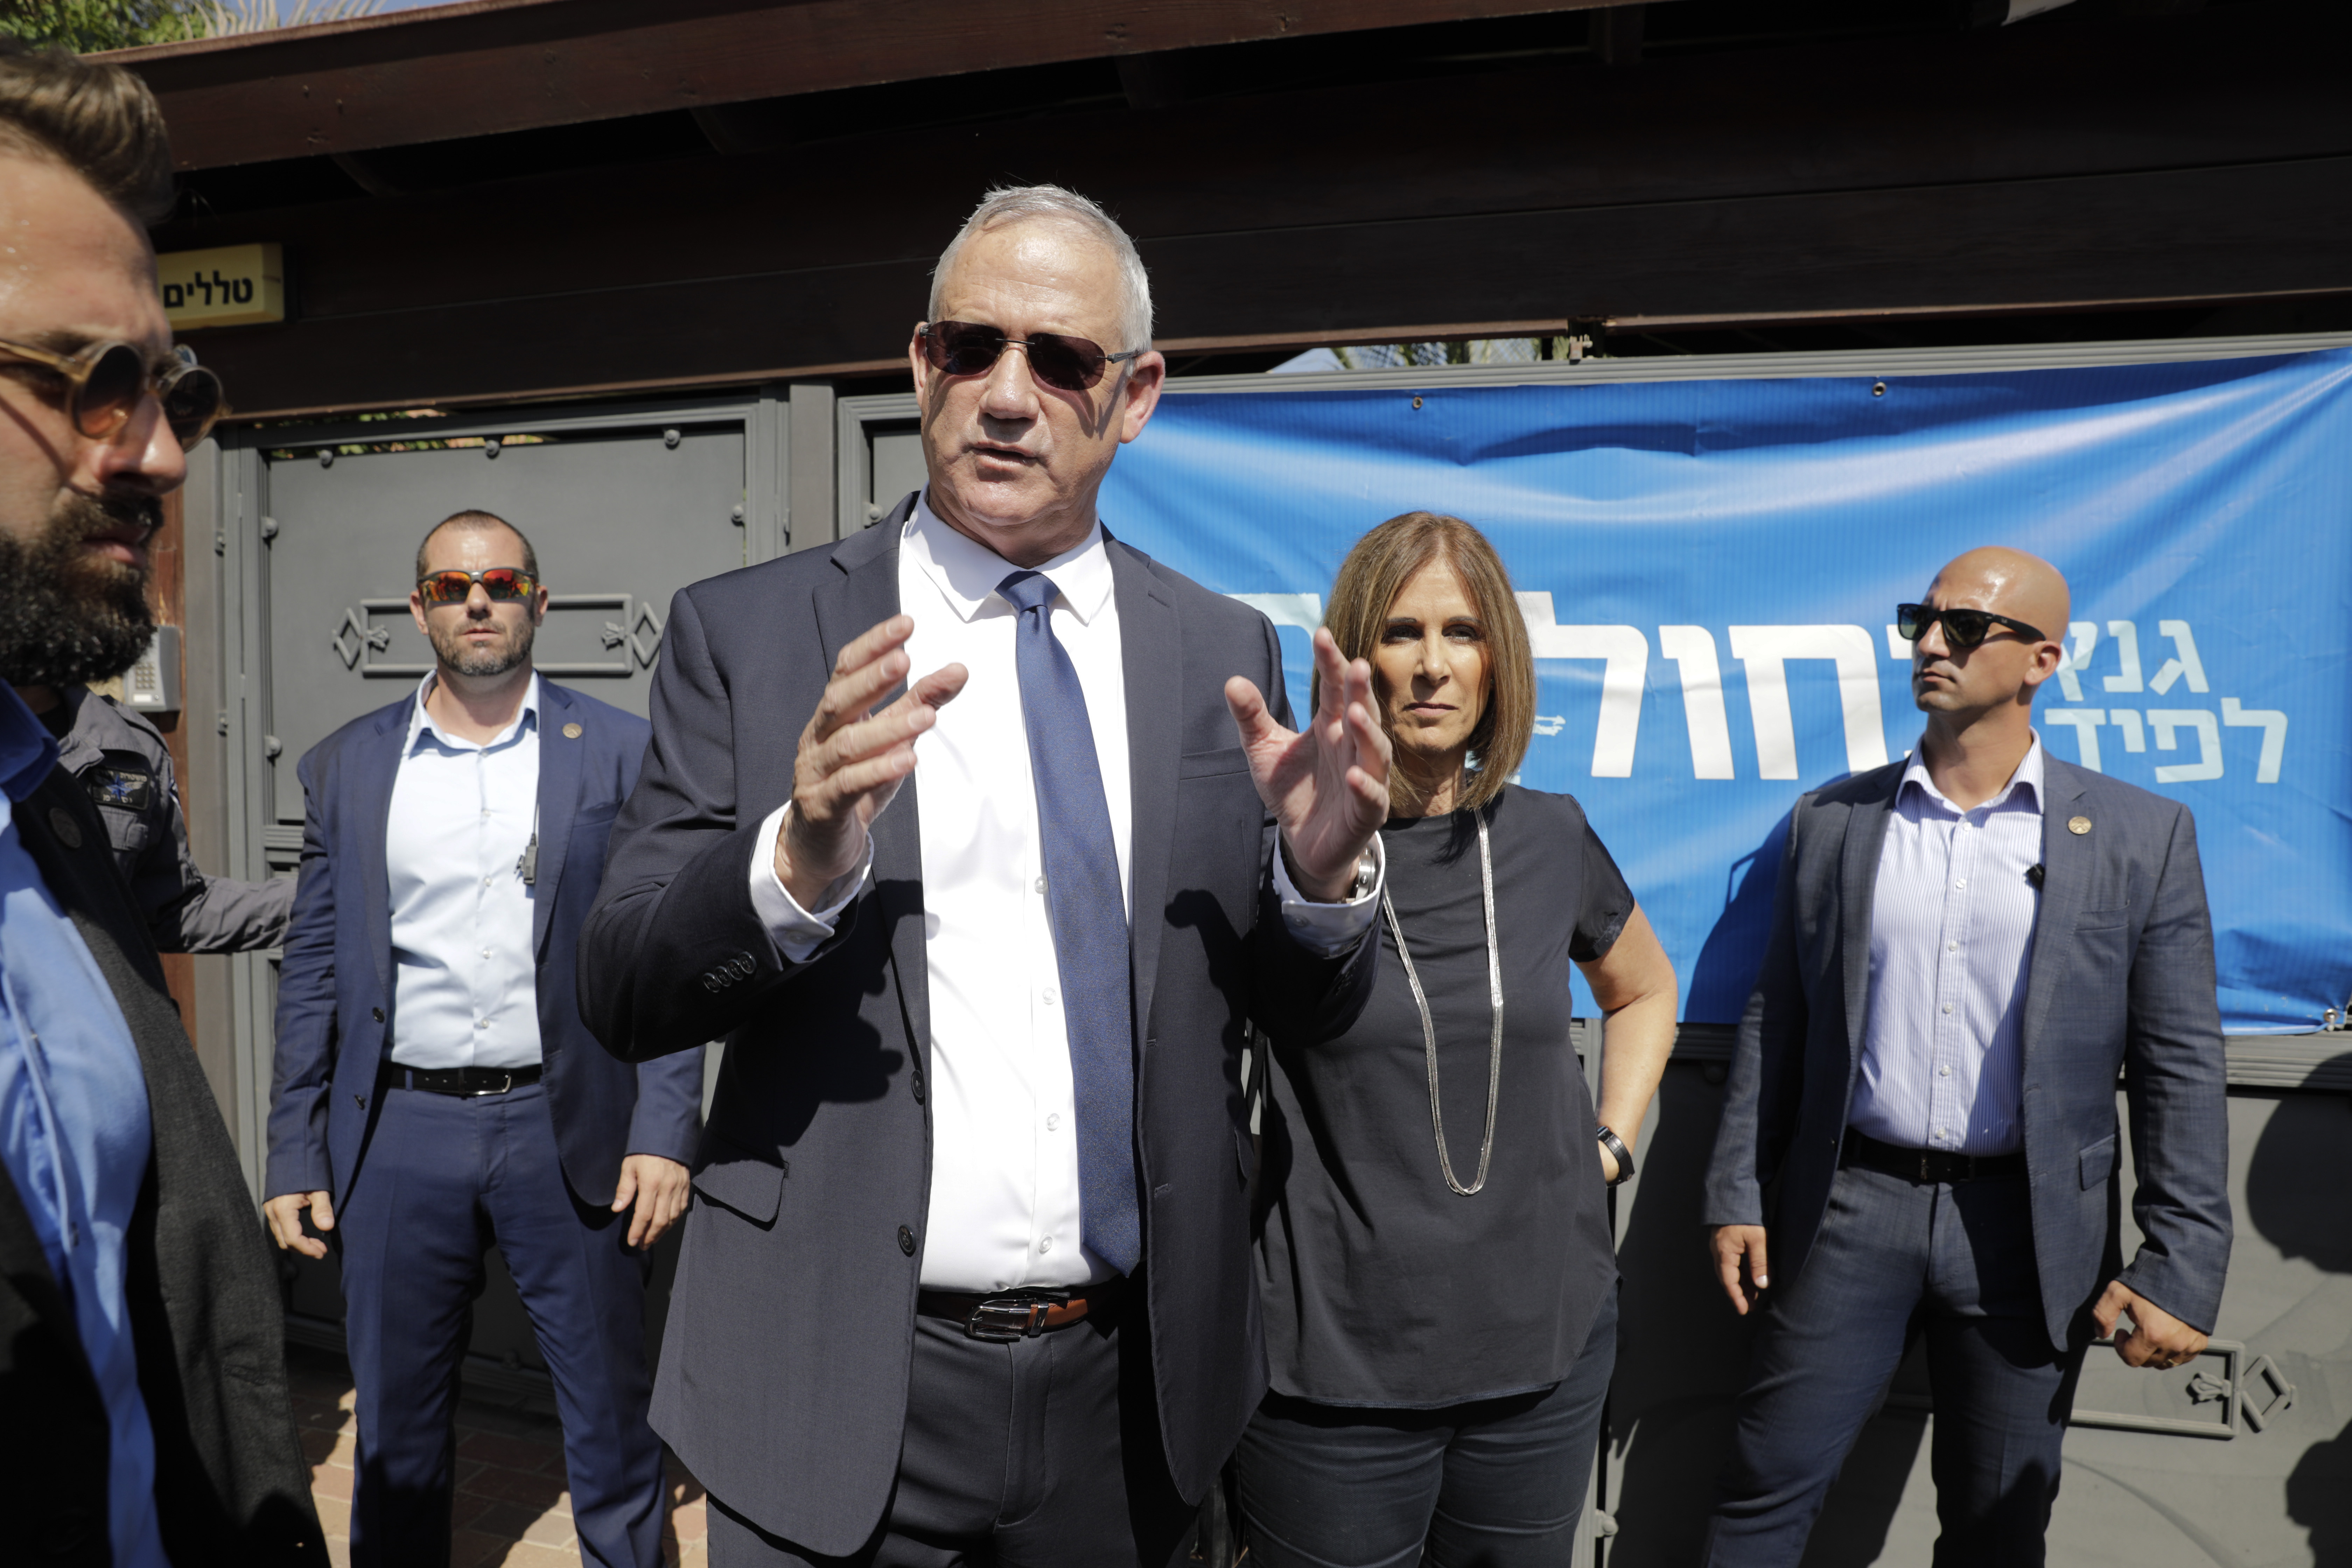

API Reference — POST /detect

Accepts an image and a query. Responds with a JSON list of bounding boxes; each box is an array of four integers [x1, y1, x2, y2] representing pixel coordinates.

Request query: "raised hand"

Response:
[[1225, 626, 1392, 901], [777, 614, 968, 909]]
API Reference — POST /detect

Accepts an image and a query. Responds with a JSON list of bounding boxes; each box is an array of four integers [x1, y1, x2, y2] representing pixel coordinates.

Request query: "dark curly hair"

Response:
[[0, 36, 175, 223]]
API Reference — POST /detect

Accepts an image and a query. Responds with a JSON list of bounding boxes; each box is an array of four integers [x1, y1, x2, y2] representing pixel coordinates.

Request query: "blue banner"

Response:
[[1098, 348, 2352, 1033]]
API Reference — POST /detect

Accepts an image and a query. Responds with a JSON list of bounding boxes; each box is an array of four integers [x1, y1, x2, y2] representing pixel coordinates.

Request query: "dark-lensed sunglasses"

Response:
[[0, 336, 225, 448], [416, 567, 540, 606], [1896, 603, 2046, 650], [917, 319, 1142, 393]]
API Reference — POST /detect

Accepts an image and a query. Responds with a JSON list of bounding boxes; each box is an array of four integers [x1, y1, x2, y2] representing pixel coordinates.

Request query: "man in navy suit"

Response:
[[265, 510, 703, 1568], [1702, 547, 2233, 1564], [580, 186, 1392, 1566]]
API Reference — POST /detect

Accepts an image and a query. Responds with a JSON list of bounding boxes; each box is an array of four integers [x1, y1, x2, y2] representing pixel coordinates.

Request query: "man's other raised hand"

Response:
[[1226, 626, 1392, 902], [776, 615, 968, 910]]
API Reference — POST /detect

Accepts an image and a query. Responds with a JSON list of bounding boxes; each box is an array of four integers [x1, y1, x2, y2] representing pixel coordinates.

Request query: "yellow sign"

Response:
[[157, 243, 284, 329]]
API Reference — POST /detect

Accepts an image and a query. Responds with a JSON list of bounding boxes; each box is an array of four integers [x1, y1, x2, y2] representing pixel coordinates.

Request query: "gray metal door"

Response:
[[206, 394, 792, 1384]]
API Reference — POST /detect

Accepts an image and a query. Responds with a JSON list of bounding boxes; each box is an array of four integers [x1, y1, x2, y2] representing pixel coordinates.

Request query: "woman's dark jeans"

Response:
[[1236, 1284, 1618, 1568]]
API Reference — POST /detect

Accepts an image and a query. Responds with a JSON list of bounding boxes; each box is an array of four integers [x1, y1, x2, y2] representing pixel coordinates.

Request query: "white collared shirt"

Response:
[[385, 673, 543, 1070], [1850, 734, 2046, 1156], [748, 494, 1377, 1290]]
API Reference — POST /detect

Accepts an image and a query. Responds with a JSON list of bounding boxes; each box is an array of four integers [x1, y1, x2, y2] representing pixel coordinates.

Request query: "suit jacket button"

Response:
[[371, 1007, 385, 1022], [910, 1070, 925, 1105], [897, 1225, 916, 1256]]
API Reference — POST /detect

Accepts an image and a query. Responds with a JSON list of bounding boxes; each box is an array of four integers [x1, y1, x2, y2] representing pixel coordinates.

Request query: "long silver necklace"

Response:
[[1379, 809, 1502, 1197]]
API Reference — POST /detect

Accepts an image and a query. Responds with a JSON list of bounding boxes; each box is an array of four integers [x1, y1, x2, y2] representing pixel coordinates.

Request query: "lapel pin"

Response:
[[2068, 816, 2092, 835], [47, 807, 82, 849], [563, 722, 582, 739]]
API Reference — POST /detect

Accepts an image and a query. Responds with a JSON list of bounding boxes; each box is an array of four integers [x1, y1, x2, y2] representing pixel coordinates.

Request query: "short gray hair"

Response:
[[928, 185, 1154, 353]]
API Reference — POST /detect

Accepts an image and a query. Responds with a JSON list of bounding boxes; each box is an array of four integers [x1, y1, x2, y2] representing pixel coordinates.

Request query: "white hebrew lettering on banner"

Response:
[[2221, 698, 2288, 784], [2149, 621, 2209, 695], [1516, 594, 1646, 779], [2046, 623, 2282, 784], [1227, 602, 2286, 787], [1660, 626, 1736, 780], [2054, 621, 2099, 703], [2045, 709, 2105, 772], [1728, 625, 1889, 782], [2103, 619, 2144, 693], [2151, 710, 2224, 783]]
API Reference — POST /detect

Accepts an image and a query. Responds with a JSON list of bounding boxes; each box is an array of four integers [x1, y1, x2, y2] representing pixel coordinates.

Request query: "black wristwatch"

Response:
[[1596, 1125, 1634, 1187]]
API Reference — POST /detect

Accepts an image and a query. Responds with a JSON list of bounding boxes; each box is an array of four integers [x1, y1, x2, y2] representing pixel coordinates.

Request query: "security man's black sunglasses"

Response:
[[1896, 603, 2047, 650]]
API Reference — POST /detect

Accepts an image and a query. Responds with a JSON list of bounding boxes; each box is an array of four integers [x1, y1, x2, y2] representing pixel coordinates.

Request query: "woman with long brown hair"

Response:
[[1237, 512, 1679, 1566]]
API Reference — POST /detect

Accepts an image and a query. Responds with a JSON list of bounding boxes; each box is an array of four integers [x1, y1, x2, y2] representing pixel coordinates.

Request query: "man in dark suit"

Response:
[[0, 38, 321, 1565], [264, 511, 703, 1567], [580, 184, 1392, 1566], [1702, 547, 2233, 1564]]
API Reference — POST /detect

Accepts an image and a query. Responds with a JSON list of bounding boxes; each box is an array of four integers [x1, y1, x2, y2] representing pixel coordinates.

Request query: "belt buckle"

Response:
[[965, 1297, 1048, 1343], [469, 1071, 513, 1097], [1919, 1151, 1933, 1182]]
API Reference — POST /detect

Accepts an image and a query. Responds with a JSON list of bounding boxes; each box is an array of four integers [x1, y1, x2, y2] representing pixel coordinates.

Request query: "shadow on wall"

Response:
[[2254, 1059, 2352, 1567], [1682, 812, 1791, 1025]]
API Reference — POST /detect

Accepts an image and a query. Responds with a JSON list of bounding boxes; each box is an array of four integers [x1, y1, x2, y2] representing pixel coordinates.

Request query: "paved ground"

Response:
[[287, 1342, 709, 1567]]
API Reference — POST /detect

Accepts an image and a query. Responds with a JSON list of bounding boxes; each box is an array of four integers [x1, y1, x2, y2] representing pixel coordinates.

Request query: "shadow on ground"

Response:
[[286, 1340, 709, 1567]]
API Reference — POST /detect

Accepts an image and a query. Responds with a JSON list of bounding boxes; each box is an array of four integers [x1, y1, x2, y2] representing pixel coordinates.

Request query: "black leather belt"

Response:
[[917, 1279, 1121, 1343], [379, 1062, 542, 1097], [1843, 1127, 2025, 1183]]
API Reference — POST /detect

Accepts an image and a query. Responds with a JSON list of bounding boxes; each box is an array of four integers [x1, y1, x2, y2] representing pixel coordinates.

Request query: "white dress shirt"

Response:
[[385, 673, 543, 1070], [748, 495, 1379, 1291], [1849, 734, 2045, 1156]]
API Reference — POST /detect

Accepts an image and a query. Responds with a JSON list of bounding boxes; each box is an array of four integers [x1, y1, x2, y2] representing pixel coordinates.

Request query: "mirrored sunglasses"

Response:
[[417, 567, 539, 605], [917, 319, 1141, 393]]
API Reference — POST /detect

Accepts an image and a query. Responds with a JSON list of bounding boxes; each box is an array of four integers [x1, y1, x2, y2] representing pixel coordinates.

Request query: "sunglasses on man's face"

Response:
[[917, 320, 1141, 393], [0, 336, 225, 447], [1896, 603, 2046, 650], [416, 567, 539, 606]]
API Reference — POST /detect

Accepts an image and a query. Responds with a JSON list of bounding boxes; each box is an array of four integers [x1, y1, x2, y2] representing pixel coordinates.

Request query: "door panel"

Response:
[[260, 424, 747, 825]]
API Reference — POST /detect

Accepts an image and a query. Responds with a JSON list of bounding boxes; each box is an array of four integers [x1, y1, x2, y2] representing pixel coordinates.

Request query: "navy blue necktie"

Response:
[[997, 569, 1140, 1275]]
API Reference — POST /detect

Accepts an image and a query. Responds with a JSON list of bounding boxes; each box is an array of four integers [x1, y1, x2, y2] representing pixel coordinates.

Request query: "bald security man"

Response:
[[1701, 548, 2232, 1564]]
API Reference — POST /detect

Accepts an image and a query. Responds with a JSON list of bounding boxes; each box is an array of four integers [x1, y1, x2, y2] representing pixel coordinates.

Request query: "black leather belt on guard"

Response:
[[379, 1062, 542, 1097], [917, 1279, 1121, 1343], [1842, 1127, 2025, 1183]]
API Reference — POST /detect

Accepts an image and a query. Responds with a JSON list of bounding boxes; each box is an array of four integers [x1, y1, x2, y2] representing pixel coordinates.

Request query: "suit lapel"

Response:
[[815, 497, 926, 1065], [358, 699, 412, 1005], [1109, 540, 1179, 1046], [531, 682, 584, 955], [1837, 764, 1902, 1072], [2017, 757, 2092, 1071]]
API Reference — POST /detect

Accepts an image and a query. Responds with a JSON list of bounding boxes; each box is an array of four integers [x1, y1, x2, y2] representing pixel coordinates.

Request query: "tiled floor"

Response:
[[287, 1342, 707, 1567]]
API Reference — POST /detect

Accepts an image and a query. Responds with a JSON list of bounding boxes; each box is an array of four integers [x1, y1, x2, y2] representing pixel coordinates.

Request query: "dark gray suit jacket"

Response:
[[1703, 752, 2233, 1351], [3, 765, 322, 1565], [579, 496, 1375, 1555]]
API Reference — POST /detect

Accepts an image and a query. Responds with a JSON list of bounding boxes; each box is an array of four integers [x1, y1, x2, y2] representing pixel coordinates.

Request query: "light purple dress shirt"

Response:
[[1849, 735, 2046, 1156]]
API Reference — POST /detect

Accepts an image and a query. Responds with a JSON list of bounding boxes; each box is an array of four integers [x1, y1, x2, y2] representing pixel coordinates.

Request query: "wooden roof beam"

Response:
[[110, 0, 1635, 172]]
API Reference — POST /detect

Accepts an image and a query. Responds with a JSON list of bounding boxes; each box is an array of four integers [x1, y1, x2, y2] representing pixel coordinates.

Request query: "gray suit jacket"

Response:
[[579, 496, 1376, 1555], [1703, 752, 2234, 1351]]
